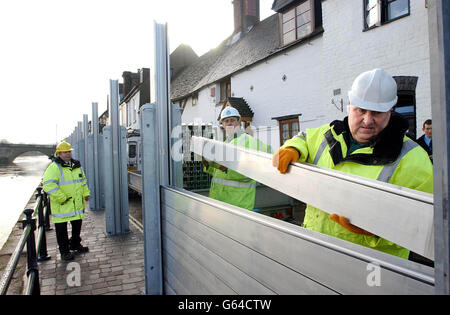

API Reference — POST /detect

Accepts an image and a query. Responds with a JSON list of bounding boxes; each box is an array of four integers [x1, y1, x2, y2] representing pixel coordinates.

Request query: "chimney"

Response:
[[139, 68, 150, 84], [233, 0, 260, 34], [122, 71, 140, 99]]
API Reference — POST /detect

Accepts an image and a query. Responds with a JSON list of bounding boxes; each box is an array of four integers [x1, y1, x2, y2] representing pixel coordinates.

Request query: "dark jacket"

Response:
[[416, 135, 432, 161]]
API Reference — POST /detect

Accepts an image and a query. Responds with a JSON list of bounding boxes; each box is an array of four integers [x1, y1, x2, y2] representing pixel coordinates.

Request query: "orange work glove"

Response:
[[329, 214, 374, 236], [272, 147, 300, 174]]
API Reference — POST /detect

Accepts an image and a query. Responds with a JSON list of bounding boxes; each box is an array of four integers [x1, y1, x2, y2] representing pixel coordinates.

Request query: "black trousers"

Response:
[[54, 219, 83, 254]]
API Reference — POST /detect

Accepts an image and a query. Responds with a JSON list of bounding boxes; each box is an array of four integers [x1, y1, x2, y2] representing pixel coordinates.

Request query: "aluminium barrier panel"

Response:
[[191, 136, 434, 260], [160, 186, 434, 295]]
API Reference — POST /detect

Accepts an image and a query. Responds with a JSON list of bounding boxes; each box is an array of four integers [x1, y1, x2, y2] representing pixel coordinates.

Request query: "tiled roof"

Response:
[[170, 13, 280, 101], [271, 0, 299, 12]]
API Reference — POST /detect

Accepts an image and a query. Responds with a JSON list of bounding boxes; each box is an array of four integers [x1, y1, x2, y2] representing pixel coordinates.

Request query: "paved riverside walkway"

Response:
[[38, 208, 145, 295]]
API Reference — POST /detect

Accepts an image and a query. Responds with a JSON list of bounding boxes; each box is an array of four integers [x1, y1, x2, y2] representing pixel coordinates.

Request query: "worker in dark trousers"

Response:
[[43, 141, 90, 261], [273, 69, 433, 266]]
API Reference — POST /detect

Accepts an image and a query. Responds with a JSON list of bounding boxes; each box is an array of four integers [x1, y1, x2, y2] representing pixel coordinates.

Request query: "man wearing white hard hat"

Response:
[[272, 69, 433, 264], [203, 106, 272, 210]]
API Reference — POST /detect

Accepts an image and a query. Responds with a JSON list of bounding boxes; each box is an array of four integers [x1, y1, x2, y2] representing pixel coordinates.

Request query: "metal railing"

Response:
[[0, 187, 51, 295]]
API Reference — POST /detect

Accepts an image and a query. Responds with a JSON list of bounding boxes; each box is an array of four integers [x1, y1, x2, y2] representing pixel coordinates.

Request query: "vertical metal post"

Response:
[[92, 102, 101, 210], [83, 114, 90, 170], [104, 80, 129, 235], [429, 0, 450, 294], [73, 126, 79, 160], [140, 103, 163, 295], [77, 121, 85, 168], [154, 22, 171, 186], [43, 191, 51, 231], [171, 103, 183, 188], [35, 188, 50, 262], [22, 209, 40, 295]]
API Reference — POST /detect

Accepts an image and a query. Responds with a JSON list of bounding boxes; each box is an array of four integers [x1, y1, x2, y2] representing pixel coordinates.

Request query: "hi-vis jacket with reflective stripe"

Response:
[[281, 114, 433, 259], [205, 131, 272, 210], [43, 158, 90, 224]]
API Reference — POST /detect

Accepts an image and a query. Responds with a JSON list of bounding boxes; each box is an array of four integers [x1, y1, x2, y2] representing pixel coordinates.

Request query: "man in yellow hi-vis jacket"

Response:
[[203, 106, 272, 210], [43, 141, 90, 261], [272, 69, 433, 266]]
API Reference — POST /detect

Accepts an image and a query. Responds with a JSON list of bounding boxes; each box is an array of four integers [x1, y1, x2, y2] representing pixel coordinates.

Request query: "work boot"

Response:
[[61, 252, 75, 261], [71, 245, 89, 254]]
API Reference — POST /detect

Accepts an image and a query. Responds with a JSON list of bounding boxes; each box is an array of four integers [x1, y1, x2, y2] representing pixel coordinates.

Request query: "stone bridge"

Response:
[[0, 143, 56, 164]]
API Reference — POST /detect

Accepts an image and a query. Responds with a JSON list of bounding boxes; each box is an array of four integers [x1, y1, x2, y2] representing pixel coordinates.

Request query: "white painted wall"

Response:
[[319, 0, 431, 136], [120, 91, 141, 131]]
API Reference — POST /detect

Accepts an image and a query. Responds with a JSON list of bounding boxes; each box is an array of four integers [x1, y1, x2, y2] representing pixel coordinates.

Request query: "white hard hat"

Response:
[[348, 68, 398, 112], [220, 106, 241, 122]]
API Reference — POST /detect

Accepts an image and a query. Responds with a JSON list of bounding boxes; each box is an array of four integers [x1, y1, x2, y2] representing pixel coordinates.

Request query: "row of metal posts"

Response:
[[140, 21, 183, 295], [66, 93, 129, 236]]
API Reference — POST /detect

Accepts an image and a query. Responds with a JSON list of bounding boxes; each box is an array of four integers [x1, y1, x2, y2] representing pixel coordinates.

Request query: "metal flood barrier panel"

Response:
[[160, 186, 434, 295]]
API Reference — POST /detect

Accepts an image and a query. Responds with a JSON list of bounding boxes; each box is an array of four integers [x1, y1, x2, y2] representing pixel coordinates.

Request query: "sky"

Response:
[[0, 0, 275, 145]]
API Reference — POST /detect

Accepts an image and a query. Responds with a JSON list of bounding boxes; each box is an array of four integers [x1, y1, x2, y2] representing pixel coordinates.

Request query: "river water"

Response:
[[0, 155, 50, 251]]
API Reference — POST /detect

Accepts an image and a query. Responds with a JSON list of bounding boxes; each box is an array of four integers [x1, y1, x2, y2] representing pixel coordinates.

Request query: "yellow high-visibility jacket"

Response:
[[282, 114, 433, 259], [205, 132, 272, 210], [43, 158, 90, 223]]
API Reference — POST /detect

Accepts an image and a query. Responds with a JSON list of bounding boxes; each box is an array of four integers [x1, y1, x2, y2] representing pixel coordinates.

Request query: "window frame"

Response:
[[280, 0, 315, 46], [279, 117, 300, 146], [363, 0, 410, 30], [219, 78, 231, 103]]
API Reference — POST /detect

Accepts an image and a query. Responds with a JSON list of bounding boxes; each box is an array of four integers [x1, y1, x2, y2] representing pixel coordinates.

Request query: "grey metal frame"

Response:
[[428, 0, 450, 294], [104, 80, 129, 235], [154, 22, 171, 186], [140, 103, 163, 295], [161, 186, 433, 294]]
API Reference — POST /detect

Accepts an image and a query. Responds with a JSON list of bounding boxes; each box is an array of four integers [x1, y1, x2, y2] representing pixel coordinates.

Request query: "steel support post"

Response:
[[154, 22, 171, 186], [77, 121, 85, 168], [83, 114, 93, 212], [140, 103, 163, 295], [92, 102, 101, 210], [104, 80, 129, 235], [170, 103, 183, 188], [429, 0, 450, 294], [73, 126, 79, 160]]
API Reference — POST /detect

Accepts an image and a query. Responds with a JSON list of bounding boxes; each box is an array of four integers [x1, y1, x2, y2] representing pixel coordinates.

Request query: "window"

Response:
[[220, 78, 231, 103], [364, 0, 410, 29], [281, 0, 313, 45], [393, 76, 418, 139], [279, 118, 300, 145], [132, 99, 136, 123], [394, 93, 416, 139]]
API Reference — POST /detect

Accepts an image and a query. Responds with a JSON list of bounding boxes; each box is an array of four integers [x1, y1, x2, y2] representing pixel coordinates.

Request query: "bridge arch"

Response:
[[0, 144, 56, 164]]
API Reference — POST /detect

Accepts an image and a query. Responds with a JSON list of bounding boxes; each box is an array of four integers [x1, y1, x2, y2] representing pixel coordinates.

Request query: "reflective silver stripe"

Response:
[[377, 140, 419, 183], [212, 177, 256, 189], [56, 163, 85, 185], [61, 179, 84, 185], [47, 187, 60, 195], [43, 179, 58, 185], [52, 209, 84, 218], [313, 138, 328, 165], [56, 163, 65, 182], [294, 131, 307, 141]]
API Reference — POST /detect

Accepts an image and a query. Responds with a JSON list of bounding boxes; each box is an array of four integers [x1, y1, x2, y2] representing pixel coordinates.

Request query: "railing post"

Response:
[[22, 209, 40, 295], [35, 188, 50, 262], [43, 192, 52, 231]]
